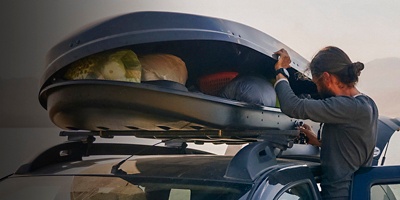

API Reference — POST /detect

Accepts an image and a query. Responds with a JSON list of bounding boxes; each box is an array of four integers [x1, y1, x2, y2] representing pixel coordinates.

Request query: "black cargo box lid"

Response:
[[39, 11, 318, 134]]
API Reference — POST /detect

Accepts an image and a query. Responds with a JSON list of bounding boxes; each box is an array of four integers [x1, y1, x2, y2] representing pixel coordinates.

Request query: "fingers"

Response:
[[297, 124, 321, 147], [274, 48, 291, 69], [299, 126, 312, 135], [298, 125, 315, 137], [274, 48, 288, 55], [303, 123, 312, 130]]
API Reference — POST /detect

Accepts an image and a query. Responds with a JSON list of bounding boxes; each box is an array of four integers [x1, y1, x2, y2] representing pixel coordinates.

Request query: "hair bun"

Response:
[[353, 62, 364, 76]]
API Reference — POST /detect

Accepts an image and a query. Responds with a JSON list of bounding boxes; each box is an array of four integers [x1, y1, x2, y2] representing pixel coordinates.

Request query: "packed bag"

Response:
[[219, 75, 277, 107], [140, 54, 188, 85], [64, 49, 142, 83]]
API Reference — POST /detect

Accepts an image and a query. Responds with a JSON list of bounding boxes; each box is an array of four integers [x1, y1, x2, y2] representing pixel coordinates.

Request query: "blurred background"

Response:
[[1, 0, 399, 177]]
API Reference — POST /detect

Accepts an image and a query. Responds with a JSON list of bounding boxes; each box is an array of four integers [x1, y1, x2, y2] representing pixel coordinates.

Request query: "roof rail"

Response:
[[15, 136, 211, 174]]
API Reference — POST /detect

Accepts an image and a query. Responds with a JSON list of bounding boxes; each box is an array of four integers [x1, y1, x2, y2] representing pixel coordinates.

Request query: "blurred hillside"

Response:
[[358, 57, 400, 118]]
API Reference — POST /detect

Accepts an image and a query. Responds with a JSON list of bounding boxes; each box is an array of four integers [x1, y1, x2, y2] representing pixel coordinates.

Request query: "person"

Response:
[[273, 46, 378, 200]]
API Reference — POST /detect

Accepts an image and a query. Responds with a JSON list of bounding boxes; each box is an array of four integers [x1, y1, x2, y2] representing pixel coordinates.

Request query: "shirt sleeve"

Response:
[[274, 80, 359, 124]]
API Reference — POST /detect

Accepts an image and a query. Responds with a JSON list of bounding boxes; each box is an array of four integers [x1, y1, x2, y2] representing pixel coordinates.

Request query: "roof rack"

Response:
[[59, 129, 300, 145], [16, 129, 300, 174], [15, 135, 211, 174]]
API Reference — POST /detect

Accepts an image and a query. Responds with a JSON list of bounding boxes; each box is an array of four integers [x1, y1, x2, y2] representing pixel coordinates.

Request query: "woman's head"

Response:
[[309, 46, 364, 87]]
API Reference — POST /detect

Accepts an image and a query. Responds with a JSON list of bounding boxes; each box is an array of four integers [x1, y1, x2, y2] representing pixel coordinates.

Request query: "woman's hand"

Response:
[[298, 124, 321, 147]]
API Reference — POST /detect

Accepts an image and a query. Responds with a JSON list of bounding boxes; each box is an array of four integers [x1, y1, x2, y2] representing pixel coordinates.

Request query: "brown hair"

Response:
[[309, 46, 364, 87]]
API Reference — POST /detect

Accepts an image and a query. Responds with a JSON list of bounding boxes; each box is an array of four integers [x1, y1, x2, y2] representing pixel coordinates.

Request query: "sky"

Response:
[[1, 0, 399, 80]]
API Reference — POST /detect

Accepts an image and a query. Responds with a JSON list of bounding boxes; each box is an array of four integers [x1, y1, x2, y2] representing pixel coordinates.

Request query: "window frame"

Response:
[[351, 166, 400, 200], [250, 165, 321, 200], [274, 179, 318, 200]]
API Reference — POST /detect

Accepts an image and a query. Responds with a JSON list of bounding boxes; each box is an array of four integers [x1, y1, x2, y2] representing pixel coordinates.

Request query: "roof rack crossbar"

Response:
[[60, 129, 299, 143], [15, 140, 212, 174]]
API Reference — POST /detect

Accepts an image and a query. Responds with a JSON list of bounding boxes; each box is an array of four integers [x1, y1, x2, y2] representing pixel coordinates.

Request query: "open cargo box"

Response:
[[39, 11, 319, 142]]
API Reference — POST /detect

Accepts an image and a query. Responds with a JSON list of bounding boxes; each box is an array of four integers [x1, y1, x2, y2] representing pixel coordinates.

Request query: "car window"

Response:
[[371, 184, 400, 200], [0, 176, 251, 200], [144, 182, 249, 200], [276, 182, 316, 200], [0, 176, 74, 200]]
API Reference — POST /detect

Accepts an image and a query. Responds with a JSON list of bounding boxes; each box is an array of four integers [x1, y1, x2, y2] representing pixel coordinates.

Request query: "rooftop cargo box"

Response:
[[38, 11, 318, 139]]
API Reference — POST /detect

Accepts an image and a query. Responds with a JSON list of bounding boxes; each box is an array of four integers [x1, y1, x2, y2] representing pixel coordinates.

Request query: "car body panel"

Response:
[[373, 116, 400, 165], [351, 166, 400, 200]]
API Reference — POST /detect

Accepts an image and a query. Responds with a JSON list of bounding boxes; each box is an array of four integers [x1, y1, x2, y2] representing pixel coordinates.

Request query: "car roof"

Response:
[[18, 152, 320, 184], [17, 144, 319, 183]]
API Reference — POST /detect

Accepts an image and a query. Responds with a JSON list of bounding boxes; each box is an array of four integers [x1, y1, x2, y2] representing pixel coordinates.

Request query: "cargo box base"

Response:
[[40, 80, 303, 132]]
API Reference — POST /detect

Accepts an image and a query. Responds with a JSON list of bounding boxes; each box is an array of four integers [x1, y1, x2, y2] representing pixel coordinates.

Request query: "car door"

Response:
[[373, 117, 400, 166], [351, 166, 400, 200]]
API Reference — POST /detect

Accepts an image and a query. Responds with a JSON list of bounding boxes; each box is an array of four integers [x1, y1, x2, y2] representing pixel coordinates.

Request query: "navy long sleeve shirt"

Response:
[[275, 79, 378, 199]]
